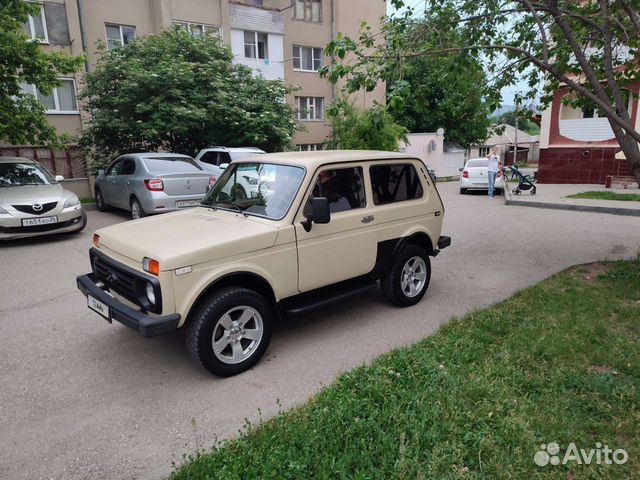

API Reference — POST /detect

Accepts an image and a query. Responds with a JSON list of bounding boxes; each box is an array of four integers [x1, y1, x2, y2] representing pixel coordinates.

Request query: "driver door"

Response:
[[294, 165, 377, 292], [103, 159, 123, 207]]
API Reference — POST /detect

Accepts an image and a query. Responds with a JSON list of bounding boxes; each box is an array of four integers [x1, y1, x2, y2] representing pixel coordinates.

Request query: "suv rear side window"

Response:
[[370, 164, 424, 205], [199, 151, 219, 166], [311, 167, 365, 213]]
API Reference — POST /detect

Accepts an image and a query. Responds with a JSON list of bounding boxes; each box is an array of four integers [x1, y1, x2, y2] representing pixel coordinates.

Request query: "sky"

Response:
[[386, 0, 529, 107]]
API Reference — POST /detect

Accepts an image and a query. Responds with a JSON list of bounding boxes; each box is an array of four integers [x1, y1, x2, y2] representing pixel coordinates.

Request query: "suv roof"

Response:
[[236, 150, 419, 170], [201, 147, 265, 153]]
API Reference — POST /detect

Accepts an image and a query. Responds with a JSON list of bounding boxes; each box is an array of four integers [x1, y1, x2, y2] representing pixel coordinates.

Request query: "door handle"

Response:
[[361, 215, 374, 224]]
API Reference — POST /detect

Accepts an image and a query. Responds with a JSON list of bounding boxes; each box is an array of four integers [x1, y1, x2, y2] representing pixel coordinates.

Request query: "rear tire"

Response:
[[381, 244, 431, 307], [185, 287, 273, 377], [459, 188, 467, 195], [95, 188, 108, 212], [130, 197, 146, 219]]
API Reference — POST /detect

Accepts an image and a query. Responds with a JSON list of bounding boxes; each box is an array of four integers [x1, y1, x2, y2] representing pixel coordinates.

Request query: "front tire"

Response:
[[381, 244, 431, 307], [130, 197, 146, 219], [185, 287, 273, 377], [95, 188, 108, 212]]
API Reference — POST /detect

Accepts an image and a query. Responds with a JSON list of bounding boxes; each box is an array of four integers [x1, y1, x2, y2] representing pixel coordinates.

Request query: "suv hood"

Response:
[[96, 208, 279, 270], [0, 184, 64, 205]]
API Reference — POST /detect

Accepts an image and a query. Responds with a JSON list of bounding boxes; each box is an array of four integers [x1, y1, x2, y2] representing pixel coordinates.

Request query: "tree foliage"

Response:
[[322, 0, 640, 184], [0, 0, 83, 146], [326, 100, 408, 151], [79, 28, 297, 166], [387, 43, 492, 147], [491, 110, 540, 136]]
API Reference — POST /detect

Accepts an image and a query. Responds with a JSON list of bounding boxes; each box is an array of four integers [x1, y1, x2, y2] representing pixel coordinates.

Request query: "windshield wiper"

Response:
[[204, 200, 248, 217]]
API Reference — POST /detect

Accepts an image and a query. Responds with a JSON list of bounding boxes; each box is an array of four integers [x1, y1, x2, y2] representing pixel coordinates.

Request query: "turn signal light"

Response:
[[462, 170, 469, 178], [93, 234, 100, 248], [143, 257, 160, 276], [144, 179, 164, 191]]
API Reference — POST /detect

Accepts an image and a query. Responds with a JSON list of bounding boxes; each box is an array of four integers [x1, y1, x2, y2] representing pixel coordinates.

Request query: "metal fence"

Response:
[[0, 146, 89, 179]]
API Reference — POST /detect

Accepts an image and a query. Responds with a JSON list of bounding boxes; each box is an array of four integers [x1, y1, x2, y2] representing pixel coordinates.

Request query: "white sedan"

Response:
[[459, 158, 504, 194]]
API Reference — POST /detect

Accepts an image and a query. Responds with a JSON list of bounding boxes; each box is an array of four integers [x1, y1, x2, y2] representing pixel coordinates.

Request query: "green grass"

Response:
[[566, 191, 640, 202], [80, 198, 96, 205], [171, 260, 640, 480]]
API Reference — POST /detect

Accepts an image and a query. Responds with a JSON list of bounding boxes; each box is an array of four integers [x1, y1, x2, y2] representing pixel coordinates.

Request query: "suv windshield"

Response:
[[201, 162, 305, 220], [0, 162, 56, 187]]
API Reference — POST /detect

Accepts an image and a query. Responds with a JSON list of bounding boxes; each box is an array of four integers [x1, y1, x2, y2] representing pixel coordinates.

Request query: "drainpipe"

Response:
[[330, 0, 336, 102], [75, 0, 90, 72]]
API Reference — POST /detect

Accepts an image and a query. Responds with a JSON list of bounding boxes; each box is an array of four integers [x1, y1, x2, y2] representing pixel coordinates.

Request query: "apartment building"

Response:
[[15, 0, 387, 151]]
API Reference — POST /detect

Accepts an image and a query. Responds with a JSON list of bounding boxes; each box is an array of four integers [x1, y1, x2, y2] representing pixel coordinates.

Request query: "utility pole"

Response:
[[514, 100, 519, 166]]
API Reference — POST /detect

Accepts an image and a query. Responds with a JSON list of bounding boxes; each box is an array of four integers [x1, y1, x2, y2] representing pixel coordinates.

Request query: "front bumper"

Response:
[[0, 209, 85, 240], [76, 273, 180, 337]]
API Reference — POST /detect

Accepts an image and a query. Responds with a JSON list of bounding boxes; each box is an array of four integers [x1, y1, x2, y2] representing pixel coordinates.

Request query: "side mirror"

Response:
[[219, 163, 229, 169], [55, 175, 64, 182], [302, 197, 330, 232], [98, 169, 105, 176]]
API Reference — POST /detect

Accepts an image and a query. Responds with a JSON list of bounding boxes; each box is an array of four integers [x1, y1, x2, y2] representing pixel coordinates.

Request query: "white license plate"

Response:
[[22, 216, 57, 226], [88, 295, 111, 322], [176, 200, 199, 208]]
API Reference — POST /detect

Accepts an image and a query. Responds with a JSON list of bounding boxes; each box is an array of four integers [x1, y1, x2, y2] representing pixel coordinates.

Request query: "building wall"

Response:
[[21, 0, 387, 151], [538, 85, 639, 184]]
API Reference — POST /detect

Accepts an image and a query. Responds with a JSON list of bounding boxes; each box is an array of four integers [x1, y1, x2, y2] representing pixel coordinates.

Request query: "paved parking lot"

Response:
[[1, 182, 640, 480]]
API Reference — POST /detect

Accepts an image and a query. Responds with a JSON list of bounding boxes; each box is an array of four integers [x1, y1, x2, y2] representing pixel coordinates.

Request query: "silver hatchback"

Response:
[[0, 157, 86, 240], [94, 153, 216, 219]]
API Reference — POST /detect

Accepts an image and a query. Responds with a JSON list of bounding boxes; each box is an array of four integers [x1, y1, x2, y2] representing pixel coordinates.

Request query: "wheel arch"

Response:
[[185, 271, 278, 326]]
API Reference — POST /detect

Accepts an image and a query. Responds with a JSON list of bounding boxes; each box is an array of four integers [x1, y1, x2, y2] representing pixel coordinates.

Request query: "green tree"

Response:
[[491, 110, 540, 136], [0, 0, 83, 146], [322, 0, 640, 184], [79, 28, 297, 166], [388, 51, 492, 147], [326, 100, 408, 151]]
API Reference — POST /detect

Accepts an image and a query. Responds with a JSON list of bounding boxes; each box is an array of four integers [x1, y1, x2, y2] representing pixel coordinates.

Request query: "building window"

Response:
[[244, 31, 268, 59], [292, 0, 322, 23], [293, 45, 323, 71], [297, 144, 324, 151], [172, 21, 221, 37], [478, 147, 490, 157], [20, 79, 79, 114], [296, 96, 324, 121], [105, 24, 136, 51], [22, 3, 48, 43]]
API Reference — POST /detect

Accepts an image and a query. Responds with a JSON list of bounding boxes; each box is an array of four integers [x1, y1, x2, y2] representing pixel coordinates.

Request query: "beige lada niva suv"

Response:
[[77, 151, 450, 376]]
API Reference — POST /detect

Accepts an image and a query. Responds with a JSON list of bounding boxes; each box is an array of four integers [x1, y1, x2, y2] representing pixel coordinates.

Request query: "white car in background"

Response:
[[459, 158, 504, 195], [194, 147, 266, 198]]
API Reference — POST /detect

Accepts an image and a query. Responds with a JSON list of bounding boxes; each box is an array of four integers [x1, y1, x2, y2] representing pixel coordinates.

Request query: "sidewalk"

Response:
[[504, 182, 640, 216]]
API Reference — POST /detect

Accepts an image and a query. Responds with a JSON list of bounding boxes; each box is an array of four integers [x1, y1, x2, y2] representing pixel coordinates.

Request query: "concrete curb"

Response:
[[82, 203, 97, 211], [503, 186, 640, 217]]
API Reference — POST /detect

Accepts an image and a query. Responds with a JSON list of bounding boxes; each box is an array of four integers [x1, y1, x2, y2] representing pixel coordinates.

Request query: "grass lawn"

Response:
[[171, 260, 640, 479], [566, 191, 640, 202], [80, 198, 96, 205]]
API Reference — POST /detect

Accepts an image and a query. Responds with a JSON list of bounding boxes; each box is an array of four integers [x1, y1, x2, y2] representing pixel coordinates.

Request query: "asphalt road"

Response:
[[1, 182, 639, 480]]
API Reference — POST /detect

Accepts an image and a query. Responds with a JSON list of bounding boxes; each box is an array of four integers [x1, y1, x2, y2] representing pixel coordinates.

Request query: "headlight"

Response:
[[64, 195, 80, 208], [146, 283, 156, 306], [242, 175, 258, 185]]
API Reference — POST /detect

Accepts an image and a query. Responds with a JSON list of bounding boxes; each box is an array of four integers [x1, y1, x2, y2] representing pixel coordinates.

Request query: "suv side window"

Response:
[[106, 160, 122, 176], [120, 159, 136, 175], [218, 152, 232, 165], [310, 167, 366, 214], [199, 151, 219, 166], [370, 163, 424, 205]]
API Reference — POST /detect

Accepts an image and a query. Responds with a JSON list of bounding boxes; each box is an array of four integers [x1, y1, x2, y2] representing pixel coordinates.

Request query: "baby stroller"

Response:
[[508, 165, 536, 195]]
